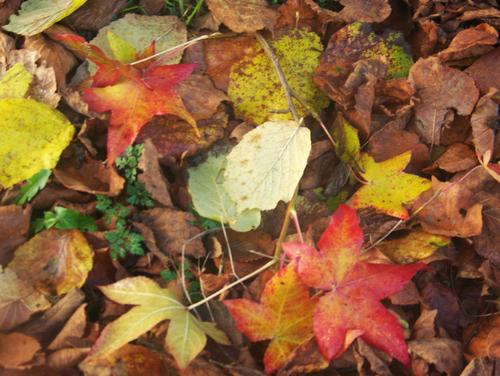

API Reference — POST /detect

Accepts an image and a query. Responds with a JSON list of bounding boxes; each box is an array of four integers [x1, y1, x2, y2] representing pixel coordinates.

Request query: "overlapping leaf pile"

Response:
[[1, 0, 500, 374]]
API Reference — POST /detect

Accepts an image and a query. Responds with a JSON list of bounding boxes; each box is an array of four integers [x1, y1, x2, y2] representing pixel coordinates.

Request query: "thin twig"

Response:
[[254, 31, 300, 123]]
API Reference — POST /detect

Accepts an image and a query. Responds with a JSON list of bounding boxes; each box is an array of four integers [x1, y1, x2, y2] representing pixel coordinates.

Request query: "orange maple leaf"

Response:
[[224, 264, 318, 374], [55, 34, 198, 164]]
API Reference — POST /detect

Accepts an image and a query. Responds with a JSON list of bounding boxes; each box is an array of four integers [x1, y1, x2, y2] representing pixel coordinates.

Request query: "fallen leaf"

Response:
[[408, 338, 463, 376], [466, 47, 500, 100], [339, 0, 391, 23], [0, 98, 74, 188], [205, 0, 279, 34], [138, 208, 205, 258], [55, 33, 197, 164], [53, 154, 125, 197], [378, 229, 450, 264], [0, 268, 51, 331], [62, 0, 127, 32], [0, 332, 41, 367], [0, 204, 31, 267], [421, 281, 459, 336], [331, 114, 362, 169], [0, 63, 33, 100], [465, 313, 500, 358], [48, 303, 87, 350], [3, 0, 87, 36], [228, 28, 329, 124], [435, 143, 477, 173], [408, 56, 479, 145], [83, 277, 229, 370], [315, 22, 414, 105], [223, 120, 311, 213], [352, 151, 431, 219], [188, 141, 261, 232], [7, 229, 93, 296], [471, 89, 498, 158], [411, 176, 483, 237], [282, 205, 431, 365], [224, 263, 319, 374], [436, 23, 498, 63]]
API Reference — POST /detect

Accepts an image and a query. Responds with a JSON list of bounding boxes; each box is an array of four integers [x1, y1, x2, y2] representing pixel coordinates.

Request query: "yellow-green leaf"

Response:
[[0, 63, 33, 100], [331, 114, 362, 170], [3, 0, 87, 36], [188, 142, 261, 232], [0, 98, 74, 188], [224, 121, 311, 214], [378, 229, 450, 264], [352, 152, 431, 219], [228, 28, 330, 124], [84, 277, 229, 371], [107, 31, 136, 64]]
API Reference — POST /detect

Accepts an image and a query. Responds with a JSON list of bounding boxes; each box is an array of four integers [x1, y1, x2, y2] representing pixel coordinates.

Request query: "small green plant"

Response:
[[96, 195, 145, 259], [163, 0, 204, 25], [161, 260, 203, 303], [14, 169, 52, 205], [33, 206, 98, 233], [115, 144, 154, 208]]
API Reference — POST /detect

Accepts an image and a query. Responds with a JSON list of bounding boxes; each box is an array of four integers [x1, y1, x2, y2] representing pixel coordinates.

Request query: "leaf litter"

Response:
[[1, 0, 500, 374]]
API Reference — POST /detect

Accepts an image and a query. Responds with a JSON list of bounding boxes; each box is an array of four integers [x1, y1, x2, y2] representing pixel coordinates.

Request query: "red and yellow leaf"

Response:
[[282, 205, 431, 365], [224, 264, 318, 374], [54, 34, 198, 164], [353, 151, 431, 219]]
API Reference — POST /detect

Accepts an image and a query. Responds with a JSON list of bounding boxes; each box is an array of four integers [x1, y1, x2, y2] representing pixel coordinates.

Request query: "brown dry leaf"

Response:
[[421, 281, 459, 336], [465, 313, 500, 358], [339, 0, 391, 23], [409, 20, 438, 60], [435, 143, 477, 173], [175, 74, 230, 121], [135, 112, 227, 159], [369, 129, 420, 162], [471, 89, 498, 158], [137, 139, 173, 207], [53, 155, 125, 197], [460, 357, 496, 376], [276, 0, 340, 37], [277, 337, 329, 376], [357, 207, 400, 246], [0, 30, 15, 55], [0, 204, 31, 267], [46, 347, 90, 372], [7, 229, 93, 296], [0, 0, 21, 27], [411, 177, 483, 237], [24, 33, 78, 90], [199, 273, 231, 297], [140, 0, 167, 16], [408, 338, 463, 376], [18, 288, 85, 348], [374, 77, 415, 117], [215, 229, 274, 262], [190, 12, 221, 31], [437, 23, 498, 64], [63, 0, 128, 31], [205, 0, 279, 34], [474, 192, 500, 268], [80, 344, 169, 376], [466, 47, 500, 100], [0, 268, 51, 332], [459, 8, 500, 22], [2, 48, 61, 107], [48, 303, 87, 350], [0, 332, 41, 368], [205, 34, 260, 91], [408, 56, 479, 145], [139, 208, 205, 257], [412, 309, 437, 340]]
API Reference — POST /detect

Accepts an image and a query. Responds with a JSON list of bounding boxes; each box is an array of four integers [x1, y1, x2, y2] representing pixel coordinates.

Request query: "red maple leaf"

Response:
[[55, 34, 198, 164], [282, 204, 431, 366]]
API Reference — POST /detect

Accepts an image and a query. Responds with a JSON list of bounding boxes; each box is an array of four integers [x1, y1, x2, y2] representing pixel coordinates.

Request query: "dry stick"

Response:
[[254, 31, 300, 123]]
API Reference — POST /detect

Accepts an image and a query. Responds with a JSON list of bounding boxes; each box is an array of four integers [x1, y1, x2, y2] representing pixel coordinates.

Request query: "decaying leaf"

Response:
[[223, 120, 311, 214], [228, 28, 329, 124]]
